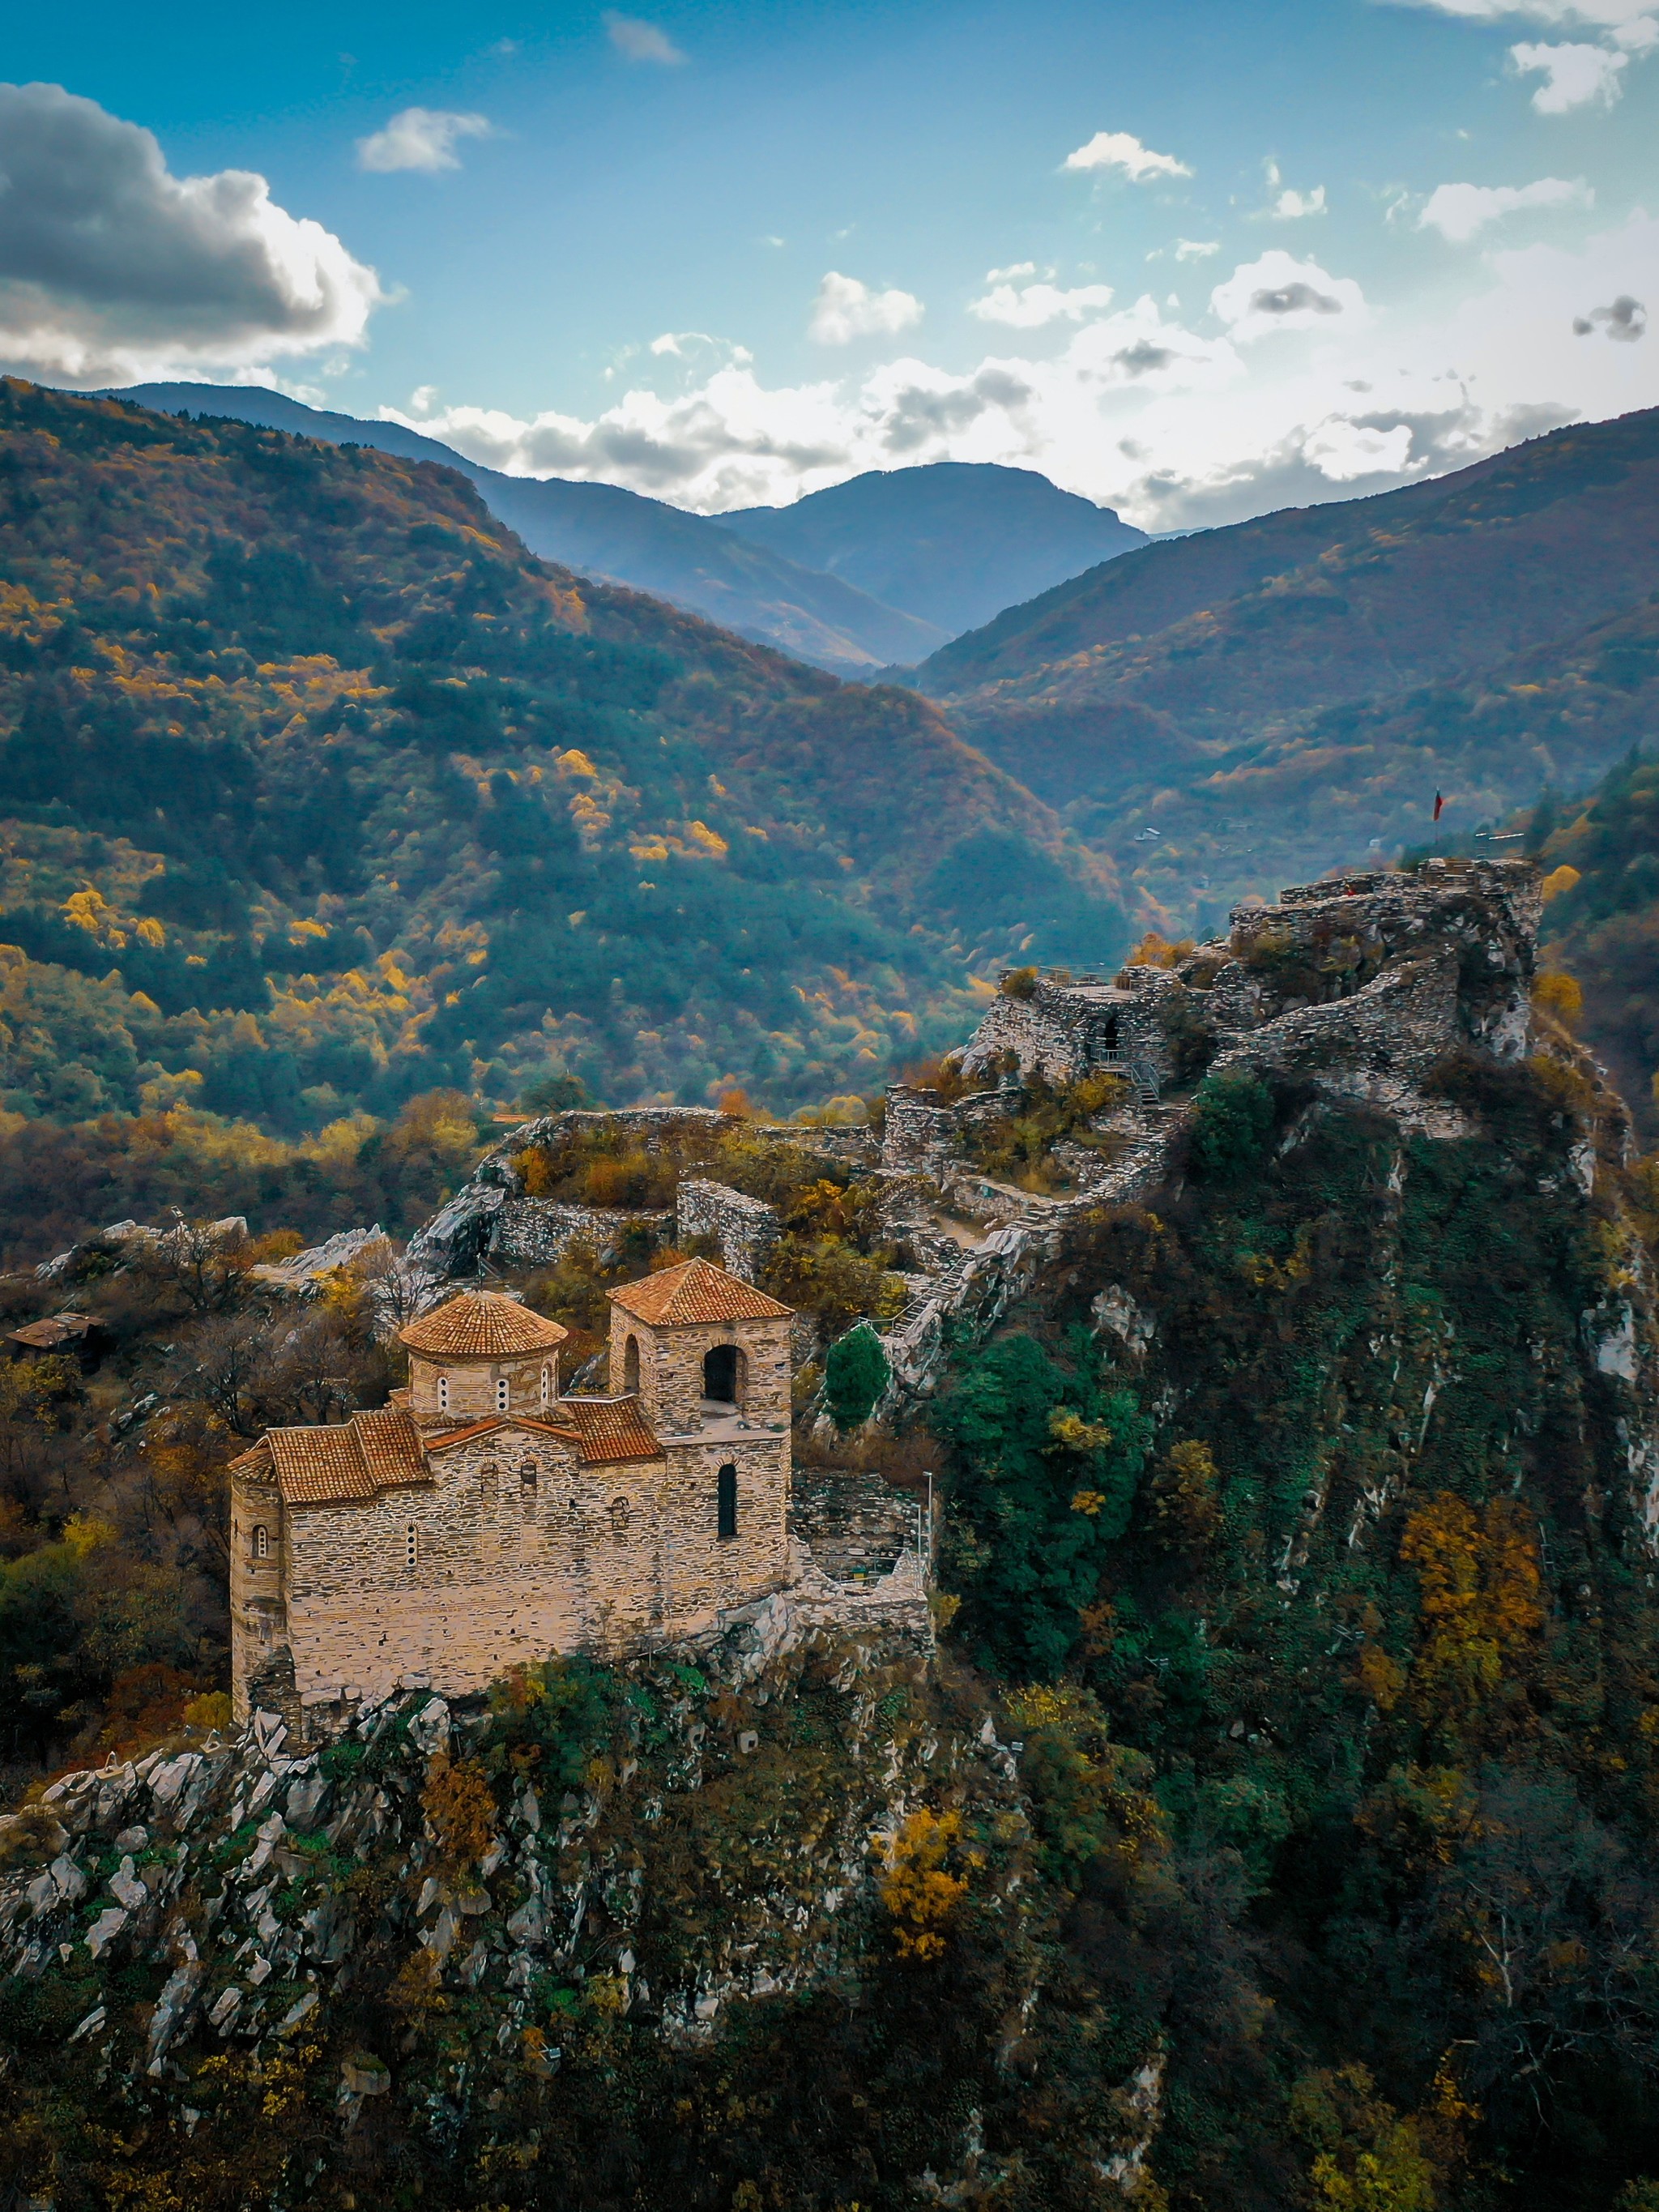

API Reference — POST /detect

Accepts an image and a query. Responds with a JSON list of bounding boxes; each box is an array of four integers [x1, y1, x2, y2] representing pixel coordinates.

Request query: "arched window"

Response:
[[519, 1457, 538, 1494], [717, 1464, 738, 1542], [252, 1523, 270, 1561], [495, 1375, 510, 1413], [624, 1335, 640, 1394], [703, 1343, 742, 1405], [609, 1495, 630, 1543], [437, 1373, 450, 1414], [405, 1523, 419, 1572], [540, 1364, 551, 1409]]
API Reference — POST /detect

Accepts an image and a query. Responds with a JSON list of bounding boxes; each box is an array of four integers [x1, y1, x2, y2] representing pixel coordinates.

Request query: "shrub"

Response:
[[1191, 1070, 1274, 1180]]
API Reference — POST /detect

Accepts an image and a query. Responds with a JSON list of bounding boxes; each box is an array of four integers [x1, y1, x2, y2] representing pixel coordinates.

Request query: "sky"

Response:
[[1, 0, 1656, 529]]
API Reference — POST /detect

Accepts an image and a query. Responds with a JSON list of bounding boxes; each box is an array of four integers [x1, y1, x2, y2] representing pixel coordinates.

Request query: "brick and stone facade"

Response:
[[229, 1263, 810, 1732]]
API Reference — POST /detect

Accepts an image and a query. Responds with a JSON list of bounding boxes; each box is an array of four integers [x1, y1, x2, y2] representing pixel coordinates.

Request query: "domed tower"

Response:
[[398, 1290, 569, 1424]]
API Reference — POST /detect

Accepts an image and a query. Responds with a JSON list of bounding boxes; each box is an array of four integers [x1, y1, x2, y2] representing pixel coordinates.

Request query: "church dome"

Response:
[[398, 1290, 568, 1360]]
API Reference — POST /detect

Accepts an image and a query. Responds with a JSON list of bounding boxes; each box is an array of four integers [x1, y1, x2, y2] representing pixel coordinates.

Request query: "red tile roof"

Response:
[[232, 1407, 430, 1505], [423, 1405, 663, 1467], [608, 1257, 790, 1327], [7, 1313, 95, 1351], [399, 1291, 569, 1359], [555, 1397, 664, 1466]]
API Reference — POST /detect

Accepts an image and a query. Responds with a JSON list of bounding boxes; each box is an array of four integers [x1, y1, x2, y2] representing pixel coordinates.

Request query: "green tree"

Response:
[[824, 1322, 890, 1428]]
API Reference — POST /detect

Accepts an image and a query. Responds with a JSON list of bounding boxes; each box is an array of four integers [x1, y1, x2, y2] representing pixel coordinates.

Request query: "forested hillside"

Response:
[[0, 380, 1122, 1134], [1522, 750, 1659, 1141], [913, 407, 1659, 929], [115, 383, 947, 675]]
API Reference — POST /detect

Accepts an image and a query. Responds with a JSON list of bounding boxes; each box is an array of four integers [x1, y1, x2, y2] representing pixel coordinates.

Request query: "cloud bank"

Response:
[[1419, 176, 1593, 241], [0, 81, 383, 383], [385, 209, 1657, 535]]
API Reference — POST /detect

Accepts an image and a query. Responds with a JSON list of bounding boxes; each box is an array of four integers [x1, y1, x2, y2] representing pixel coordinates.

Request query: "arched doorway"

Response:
[[703, 1343, 742, 1405], [717, 1463, 737, 1541]]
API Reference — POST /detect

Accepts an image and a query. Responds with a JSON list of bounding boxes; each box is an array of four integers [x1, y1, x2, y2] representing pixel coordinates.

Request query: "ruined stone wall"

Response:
[[676, 1180, 781, 1281], [881, 1085, 967, 1175], [488, 1199, 672, 1268], [958, 973, 1179, 1088], [789, 1462, 919, 1581]]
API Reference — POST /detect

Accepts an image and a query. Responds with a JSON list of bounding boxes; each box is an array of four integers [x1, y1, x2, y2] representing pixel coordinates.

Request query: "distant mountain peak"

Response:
[[714, 459, 1148, 639]]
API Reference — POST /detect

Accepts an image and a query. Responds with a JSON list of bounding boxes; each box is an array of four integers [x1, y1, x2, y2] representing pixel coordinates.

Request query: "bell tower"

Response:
[[607, 1258, 792, 1436]]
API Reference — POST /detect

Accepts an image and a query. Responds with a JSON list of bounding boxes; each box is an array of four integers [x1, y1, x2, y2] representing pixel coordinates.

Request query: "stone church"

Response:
[[228, 1258, 796, 1727]]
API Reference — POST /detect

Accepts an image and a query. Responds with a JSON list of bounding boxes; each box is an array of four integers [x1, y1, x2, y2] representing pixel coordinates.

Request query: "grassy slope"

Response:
[[0, 381, 1122, 1129], [911, 408, 1659, 927]]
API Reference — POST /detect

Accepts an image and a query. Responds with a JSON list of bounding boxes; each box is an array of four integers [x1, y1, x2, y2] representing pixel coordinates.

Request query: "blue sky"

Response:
[[2, 0, 1656, 524]]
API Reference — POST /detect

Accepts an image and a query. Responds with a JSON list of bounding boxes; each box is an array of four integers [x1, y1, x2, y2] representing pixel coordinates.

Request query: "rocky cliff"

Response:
[[0, 1610, 1167, 2210]]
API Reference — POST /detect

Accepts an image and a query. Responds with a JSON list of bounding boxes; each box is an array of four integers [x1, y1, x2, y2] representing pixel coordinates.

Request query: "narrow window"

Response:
[[539, 1363, 551, 1409], [437, 1373, 450, 1413], [624, 1335, 640, 1394], [610, 1495, 630, 1543], [519, 1458, 537, 1494], [496, 1375, 510, 1413], [252, 1524, 270, 1561], [718, 1463, 738, 1542], [406, 1523, 418, 1572]]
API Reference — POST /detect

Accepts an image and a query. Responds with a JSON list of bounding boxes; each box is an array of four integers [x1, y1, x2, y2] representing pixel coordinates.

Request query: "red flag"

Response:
[[1432, 791, 1444, 822]]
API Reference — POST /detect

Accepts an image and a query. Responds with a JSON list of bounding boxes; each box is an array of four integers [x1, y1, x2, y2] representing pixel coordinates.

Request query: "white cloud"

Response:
[[1387, 0, 1650, 23], [383, 211, 1659, 539], [970, 276, 1115, 327], [1510, 37, 1629, 103], [0, 81, 383, 383], [603, 12, 687, 64], [1064, 130, 1192, 182], [1175, 238, 1222, 261], [808, 271, 923, 344], [1210, 251, 1367, 341], [356, 106, 493, 173], [1273, 186, 1328, 220], [1419, 176, 1593, 241]]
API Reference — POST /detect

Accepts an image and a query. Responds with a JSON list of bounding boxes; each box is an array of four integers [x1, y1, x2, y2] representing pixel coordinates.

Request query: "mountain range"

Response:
[[112, 385, 1145, 677], [0, 378, 1121, 1129], [912, 404, 1659, 929]]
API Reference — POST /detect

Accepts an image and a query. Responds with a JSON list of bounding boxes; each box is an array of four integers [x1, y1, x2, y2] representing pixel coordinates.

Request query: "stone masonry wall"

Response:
[[407, 1347, 559, 1422], [248, 1420, 792, 1726], [676, 1180, 781, 1282], [608, 1310, 792, 1438], [958, 972, 1179, 1088], [488, 1199, 672, 1268]]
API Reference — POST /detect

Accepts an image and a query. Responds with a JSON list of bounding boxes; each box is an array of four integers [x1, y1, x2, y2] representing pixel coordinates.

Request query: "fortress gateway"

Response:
[[228, 1258, 810, 1727]]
